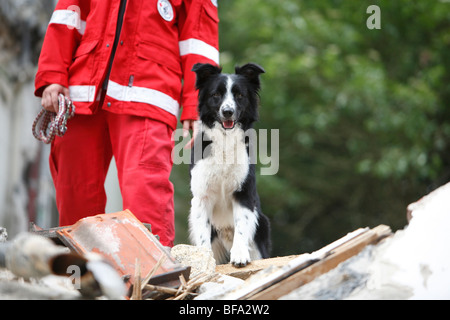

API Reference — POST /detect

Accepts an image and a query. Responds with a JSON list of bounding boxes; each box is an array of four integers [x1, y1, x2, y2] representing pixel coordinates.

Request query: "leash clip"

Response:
[[59, 97, 75, 135]]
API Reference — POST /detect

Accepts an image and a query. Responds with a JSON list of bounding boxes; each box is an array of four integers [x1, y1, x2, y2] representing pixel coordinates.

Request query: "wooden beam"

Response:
[[221, 225, 391, 300], [215, 255, 301, 280], [250, 225, 391, 300]]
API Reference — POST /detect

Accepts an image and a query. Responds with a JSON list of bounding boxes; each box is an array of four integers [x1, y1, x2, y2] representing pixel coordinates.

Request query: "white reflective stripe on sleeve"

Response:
[[49, 10, 86, 35], [179, 39, 219, 64], [106, 81, 180, 117], [69, 85, 96, 102]]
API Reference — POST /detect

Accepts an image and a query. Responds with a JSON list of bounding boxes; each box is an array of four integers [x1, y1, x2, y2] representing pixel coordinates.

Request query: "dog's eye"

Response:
[[235, 93, 244, 99], [211, 92, 221, 98]]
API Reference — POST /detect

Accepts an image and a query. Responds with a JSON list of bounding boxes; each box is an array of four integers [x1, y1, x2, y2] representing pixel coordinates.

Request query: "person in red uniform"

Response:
[[34, 0, 219, 247]]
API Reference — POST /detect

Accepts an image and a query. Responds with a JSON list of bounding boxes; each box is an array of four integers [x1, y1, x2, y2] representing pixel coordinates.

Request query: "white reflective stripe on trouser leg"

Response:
[[49, 10, 86, 35], [69, 85, 96, 102], [106, 80, 180, 117], [179, 38, 219, 64]]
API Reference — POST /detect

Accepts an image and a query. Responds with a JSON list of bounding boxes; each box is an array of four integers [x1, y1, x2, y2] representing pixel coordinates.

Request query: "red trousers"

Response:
[[49, 109, 175, 246]]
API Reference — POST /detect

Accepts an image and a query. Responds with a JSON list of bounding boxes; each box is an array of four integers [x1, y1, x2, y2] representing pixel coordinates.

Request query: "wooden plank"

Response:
[[215, 255, 301, 280], [223, 227, 376, 300], [249, 224, 391, 300], [215, 227, 369, 279], [224, 254, 321, 300]]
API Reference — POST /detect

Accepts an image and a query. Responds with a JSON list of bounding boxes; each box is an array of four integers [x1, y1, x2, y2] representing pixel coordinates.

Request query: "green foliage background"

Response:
[[171, 0, 450, 256]]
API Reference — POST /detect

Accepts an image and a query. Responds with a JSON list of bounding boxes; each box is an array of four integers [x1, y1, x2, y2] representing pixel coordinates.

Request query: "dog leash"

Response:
[[32, 94, 76, 144]]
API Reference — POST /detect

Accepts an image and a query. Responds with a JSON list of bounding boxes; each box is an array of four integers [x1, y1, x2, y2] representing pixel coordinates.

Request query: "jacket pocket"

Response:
[[73, 39, 99, 59], [203, 0, 219, 23], [199, 1, 219, 49], [136, 41, 181, 75], [69, 39, 99, 85]]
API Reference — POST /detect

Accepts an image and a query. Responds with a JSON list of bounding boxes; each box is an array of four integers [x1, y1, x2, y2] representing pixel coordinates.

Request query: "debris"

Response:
[[130, 258, 142, 300], [195, 274, 245, 300], [0, 273, 80, 300], [280, 182, 450, 300], [0, 227, 7, 243], [0, 232, 126, 299], [214, 225, 391, 300], [171, 244, 216, 278], [144, 283, 179, 295], [3, 183, 449, 300], [138, 270, 217, 300], [54, 210, 190, 297], [1, 232, 70, 279], [349, 182, 450, 299], [141, 255, 168, 291], [170, 273, 216, 300], [216, 254, 300, 280], [82, 252, 127, 299], [279, 246, 374, 300], [406, 180, 449, 222]]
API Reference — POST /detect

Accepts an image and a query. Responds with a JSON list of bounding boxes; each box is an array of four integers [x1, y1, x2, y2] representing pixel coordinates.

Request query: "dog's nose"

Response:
[[222, 107, 234, 118]]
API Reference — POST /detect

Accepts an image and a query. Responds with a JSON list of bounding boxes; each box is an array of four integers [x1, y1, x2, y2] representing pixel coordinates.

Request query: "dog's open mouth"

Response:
[[222, 120, 235, 129]]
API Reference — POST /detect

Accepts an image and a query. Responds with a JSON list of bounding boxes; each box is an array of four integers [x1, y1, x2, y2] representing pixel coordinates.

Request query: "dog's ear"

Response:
[[235, 63, 265, 90], [192, 63, 222, 90]]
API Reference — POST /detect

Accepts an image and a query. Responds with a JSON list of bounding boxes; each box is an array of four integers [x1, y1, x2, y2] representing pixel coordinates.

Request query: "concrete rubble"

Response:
[[0, 228, 80, 299], [171, 244, 216, 278], [170, 244, 246, 300], [1, 182, 450, 300], [0, 231, 126, 299], [280, 182, 450, 300]]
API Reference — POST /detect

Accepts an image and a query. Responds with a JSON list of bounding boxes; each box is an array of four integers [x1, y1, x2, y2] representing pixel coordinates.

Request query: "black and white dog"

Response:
[[188, 63, 271, 267]]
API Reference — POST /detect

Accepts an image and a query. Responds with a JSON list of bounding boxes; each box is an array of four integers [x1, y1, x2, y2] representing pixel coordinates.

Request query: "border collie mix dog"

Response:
[[189, 63, 271, 267]]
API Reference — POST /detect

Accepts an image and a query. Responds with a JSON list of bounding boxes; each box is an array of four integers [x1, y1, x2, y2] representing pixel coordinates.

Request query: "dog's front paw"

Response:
[[230, 246, 250, 267]]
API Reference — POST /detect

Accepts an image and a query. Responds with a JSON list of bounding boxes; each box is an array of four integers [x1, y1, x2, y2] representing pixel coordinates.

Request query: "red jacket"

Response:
[[35, 0, 219, 130]]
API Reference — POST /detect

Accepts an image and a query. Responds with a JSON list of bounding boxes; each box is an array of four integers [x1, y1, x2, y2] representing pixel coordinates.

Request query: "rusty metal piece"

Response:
[[29, 222, 67, 246], [56, 210, 190, 296]]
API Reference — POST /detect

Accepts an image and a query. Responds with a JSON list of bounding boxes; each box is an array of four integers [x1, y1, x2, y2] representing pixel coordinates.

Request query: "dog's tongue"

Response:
[[223, 120, 235, 129]]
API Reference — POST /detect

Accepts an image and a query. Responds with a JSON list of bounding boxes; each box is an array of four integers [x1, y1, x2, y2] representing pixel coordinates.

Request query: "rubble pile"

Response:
[[1, 182, 450, 300]]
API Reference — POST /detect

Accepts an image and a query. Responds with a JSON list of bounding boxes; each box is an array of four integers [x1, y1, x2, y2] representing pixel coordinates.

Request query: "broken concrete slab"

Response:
[[352, 182, 450, 299], [195, 274, 245, 300], [281, 182, 450, 300], [171, 244, 216, 278], [279, 245, 376, 300]]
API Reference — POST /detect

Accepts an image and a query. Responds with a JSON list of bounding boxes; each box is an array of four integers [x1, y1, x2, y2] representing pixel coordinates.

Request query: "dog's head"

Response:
[[192, 63, 265, 130]]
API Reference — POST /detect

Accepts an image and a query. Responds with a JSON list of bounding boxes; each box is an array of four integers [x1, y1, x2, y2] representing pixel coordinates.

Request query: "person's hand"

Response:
[[182, 119, 199, 149], [41, 84, 70, 113]]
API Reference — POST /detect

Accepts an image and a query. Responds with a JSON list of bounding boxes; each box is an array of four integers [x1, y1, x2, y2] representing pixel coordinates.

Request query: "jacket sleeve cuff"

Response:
[[34, 71, 69, 97], [180, 104, 199, 122]]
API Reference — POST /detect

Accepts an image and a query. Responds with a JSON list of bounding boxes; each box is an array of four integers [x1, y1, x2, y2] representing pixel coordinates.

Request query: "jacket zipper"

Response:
[[103, 0, 128, 90]]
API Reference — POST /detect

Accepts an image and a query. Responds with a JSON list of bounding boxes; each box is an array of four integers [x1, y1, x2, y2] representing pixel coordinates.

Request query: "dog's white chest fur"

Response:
[[190, 122, 259, 264], [190, 123, 249, 228]]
